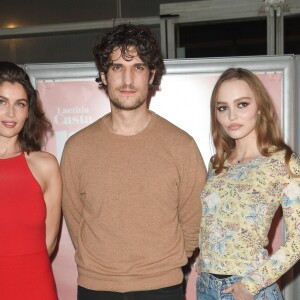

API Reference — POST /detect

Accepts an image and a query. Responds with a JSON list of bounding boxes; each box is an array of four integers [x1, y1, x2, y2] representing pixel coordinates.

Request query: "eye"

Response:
[[111, 65, 123, 72], [0, 98, 7, 105], [14, 100, 28, 109], [217, 105, 227, 112], [237, 102, 249, 108], [135, 65, 145, 71], [16, 102, 28, 107]]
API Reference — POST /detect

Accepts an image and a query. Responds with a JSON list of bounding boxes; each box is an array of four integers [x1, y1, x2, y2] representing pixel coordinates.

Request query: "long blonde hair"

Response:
[[210, 68, 293, 175]]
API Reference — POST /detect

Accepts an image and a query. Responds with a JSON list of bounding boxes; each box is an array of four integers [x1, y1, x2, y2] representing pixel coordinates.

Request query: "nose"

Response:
[[6, 104, 15, 118], [123, 68, 134, 86], [229, 108, 237, 121]]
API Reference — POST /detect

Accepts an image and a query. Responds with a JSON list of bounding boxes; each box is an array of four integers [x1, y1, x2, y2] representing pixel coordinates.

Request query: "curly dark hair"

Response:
[[0, 61, 52, 152], [93, 23, 165, 89]]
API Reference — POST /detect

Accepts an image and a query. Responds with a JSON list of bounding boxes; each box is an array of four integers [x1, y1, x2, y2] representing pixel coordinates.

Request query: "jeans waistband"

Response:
[[199, 272, 242, 290], [209, 273, 233, 279]]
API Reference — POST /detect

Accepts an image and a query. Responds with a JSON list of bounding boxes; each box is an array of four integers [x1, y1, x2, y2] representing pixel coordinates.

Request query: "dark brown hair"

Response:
[[0, 61, 52, 152], [93, 23, 165, 89]]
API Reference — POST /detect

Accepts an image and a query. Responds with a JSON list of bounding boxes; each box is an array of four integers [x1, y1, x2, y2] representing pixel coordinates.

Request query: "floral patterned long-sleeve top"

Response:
[[198, 150, 300, 295]]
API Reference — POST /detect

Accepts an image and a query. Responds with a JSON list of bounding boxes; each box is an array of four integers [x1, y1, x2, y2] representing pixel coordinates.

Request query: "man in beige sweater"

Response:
[[61, 23, 207, 300]]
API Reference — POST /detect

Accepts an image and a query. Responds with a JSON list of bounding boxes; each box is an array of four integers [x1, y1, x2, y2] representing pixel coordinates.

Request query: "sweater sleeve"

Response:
[[241, 153, 300, 295], [178, 139, 207, 257], [61, 140, 83, 249]]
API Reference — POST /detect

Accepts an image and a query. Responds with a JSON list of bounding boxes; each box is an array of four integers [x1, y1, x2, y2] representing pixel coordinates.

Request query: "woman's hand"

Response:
[[223, 281, 254, 300]]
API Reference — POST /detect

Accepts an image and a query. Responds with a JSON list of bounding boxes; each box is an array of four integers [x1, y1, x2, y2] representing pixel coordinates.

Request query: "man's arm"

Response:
[[61, 141, 83, 249], [178, 139, 207, 257]]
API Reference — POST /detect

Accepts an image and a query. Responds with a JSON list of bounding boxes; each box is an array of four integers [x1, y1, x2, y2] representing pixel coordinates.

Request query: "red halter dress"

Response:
[[0, 153, 58, 299]]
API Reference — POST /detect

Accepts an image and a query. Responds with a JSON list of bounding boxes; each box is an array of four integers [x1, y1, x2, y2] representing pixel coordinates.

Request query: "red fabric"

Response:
[[0, 154, 58, 299]]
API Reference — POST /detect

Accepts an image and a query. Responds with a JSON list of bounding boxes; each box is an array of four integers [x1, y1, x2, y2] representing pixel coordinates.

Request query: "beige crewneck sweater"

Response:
[[61, 112, 206, 292]]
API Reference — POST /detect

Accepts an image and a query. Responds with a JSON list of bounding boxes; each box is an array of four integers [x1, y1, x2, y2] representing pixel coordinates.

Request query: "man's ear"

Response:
[[100, 73, 107, 85], [149, 69, 156, 85]]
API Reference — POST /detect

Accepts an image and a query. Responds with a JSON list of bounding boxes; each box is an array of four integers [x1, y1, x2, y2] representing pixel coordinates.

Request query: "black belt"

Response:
[[210, 273, 232, 279]]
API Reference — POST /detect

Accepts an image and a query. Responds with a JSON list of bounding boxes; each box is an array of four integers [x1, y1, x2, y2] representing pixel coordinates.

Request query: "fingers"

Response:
[[223, 285, 234, 293]]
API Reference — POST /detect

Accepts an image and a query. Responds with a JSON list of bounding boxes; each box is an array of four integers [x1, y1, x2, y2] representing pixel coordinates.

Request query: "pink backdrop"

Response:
[[38, 71, 283, 300]]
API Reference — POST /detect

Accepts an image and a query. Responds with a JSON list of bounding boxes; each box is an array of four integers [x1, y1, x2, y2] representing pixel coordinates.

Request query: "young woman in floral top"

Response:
[[196, 68, 300, 300]]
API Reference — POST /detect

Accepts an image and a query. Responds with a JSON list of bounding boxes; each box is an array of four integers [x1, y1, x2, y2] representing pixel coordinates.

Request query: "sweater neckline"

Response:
[[102, 111, 156, 138]]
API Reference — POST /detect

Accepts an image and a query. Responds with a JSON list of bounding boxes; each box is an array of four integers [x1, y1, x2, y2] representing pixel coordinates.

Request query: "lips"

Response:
[[1, 121, 17, 128], [120, 89, 136, 94], [228, 124, 242, 130]]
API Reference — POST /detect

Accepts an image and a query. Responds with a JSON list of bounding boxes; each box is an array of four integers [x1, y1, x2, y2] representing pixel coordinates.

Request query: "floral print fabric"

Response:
[[198, 150, 300, 295]]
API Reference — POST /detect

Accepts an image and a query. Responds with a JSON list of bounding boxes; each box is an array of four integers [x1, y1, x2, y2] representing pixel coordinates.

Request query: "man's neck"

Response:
[[109, 108, 152, 136]]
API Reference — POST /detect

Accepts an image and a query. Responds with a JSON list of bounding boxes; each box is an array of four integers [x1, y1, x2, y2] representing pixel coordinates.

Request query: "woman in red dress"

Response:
[[0, 61, 61, 299]]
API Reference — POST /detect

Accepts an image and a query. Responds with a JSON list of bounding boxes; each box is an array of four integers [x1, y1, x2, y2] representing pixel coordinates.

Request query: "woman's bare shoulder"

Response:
[[25, 151, 59, 173]]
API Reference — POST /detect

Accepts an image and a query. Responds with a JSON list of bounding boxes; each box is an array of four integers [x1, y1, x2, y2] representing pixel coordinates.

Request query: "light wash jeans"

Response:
[[196, 272, 283, 300]]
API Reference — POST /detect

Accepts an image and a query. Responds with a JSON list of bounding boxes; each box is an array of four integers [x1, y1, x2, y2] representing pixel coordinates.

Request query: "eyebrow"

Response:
[[0, 95, 28, 102], [217, 96, 251, 104], [110, 62, 147, 67]]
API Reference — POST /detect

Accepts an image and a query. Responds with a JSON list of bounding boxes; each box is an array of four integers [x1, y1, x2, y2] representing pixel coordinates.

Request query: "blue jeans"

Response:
[[196, 272, 283, 300]]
